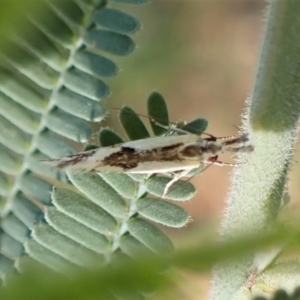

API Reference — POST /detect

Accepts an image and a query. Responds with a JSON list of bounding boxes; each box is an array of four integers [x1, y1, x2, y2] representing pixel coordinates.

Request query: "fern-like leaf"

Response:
[[0, 0, 146, 283]]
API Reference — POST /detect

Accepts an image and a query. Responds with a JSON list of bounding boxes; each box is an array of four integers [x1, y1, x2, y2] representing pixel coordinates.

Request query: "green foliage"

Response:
[[30, 94, 204, 275], [6, 88, 208, 298], [1, 1, 299, 299], [0, 0, 148, 287], [1, 255, 170, 300], [0, 224, 300, 299], [119, 106, 150, 140], [99, 128, 124, 146], [147, 91, 169, 136]]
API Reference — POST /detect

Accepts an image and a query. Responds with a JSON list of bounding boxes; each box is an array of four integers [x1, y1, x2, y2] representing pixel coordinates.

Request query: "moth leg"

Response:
[[216, 134, 240, 140], [162, 168, 192, 198], [148, 115, 190, 135], [204, 156, 245, 167], [204, 160, 236, 167]]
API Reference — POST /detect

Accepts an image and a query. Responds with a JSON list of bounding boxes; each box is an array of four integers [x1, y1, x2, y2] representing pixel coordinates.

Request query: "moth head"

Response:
[[179, 143, 206, 160], [220, 134, 254, 154], [206, 142, 222, 155]]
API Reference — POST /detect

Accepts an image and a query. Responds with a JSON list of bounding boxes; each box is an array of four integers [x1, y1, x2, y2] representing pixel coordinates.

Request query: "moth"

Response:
[[41, 131, 254, 197]]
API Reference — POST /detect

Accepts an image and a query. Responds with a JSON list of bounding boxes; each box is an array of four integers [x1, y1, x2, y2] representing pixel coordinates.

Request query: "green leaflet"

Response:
[[63, 68, 110, 100], [23, 239, 78, 273], [1, 46, 59, 89], [119, 234, 152, 257], [19, 173, 52, 205], [92, 8, 141, 35], [181, 118, 208, 136], [52, 188, 118, 235], [73, 50, 119, 78], [119, 106, 150, 140], [0, 93, 40, 134], [99, 173, 138, 199], [0, 233, 24, 259], [36, 131, 76, 158], [46, 0, 84, 25], [99, 128, 124, 146], [67, 170, 128, 218], [45, 207, 110, 254], [136, 197, 190, 227], [1, 214, 29, 243], [0, 69, 47, 113], [145, 177, 196, 201], [11, 194, 43, 229], [147, 91, 169, 136], [45, 109, 93, 142], [83, 30, 135, 56], [0, 115, 31, 154], [127, 217, 174, 255], [0, 146, 21, 175], [31, 223, 103, 268], [54, 88, 107, 121]]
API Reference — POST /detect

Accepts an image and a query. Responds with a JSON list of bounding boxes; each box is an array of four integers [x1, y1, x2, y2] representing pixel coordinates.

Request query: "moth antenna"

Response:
[[221, 133, 249, 146], [224, 145, 254, 153]]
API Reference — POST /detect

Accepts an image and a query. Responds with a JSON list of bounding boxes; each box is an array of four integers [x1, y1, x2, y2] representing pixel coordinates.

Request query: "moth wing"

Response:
[[122, 134, 200, 151], [125, 160, 201, 173], [41, 134, 202, 173], [40, 146, 123, 172]]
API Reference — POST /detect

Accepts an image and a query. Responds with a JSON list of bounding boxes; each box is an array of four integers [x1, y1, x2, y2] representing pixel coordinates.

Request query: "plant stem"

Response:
[[210, 1, 300, 298]]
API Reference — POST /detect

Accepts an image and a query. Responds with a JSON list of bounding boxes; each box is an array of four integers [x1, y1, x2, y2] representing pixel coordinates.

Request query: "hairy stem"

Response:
[[210, 1, 300, 298]]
